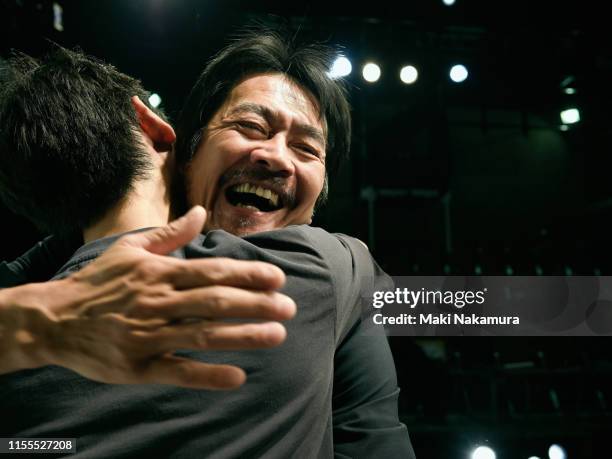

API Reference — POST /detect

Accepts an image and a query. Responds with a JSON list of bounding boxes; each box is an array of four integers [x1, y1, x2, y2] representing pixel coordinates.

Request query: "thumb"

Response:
[[118, 206, 207, 255]]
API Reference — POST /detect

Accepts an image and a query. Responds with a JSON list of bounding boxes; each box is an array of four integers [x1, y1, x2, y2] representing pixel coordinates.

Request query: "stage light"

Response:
[[560, 108, 580, 124], [527, 456, 541, 459], [548, 444, 566, 459], [400, 65, 418, 84], [442, 0, 456, 5], [560, 75, 575, 94], [450, 64, 468, 83], [53, 2, 64, 32], [148, 93, 162, 108], [362, 63, 381, 83], [471, 446, 496, 459], [328, 56, 352, 79]]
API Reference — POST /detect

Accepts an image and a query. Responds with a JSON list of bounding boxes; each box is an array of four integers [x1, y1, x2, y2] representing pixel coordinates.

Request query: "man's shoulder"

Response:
[[260, 225, 369, 255], [2, 234, 82, 285], [0, 260, 28, 288]]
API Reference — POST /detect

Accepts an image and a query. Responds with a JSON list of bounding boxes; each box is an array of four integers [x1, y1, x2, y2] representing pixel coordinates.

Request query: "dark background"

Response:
[[2, 1, 611, 457]]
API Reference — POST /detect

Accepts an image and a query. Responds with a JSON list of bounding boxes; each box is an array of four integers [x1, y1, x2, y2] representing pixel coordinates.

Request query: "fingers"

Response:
[[136, 321, 287, 355], [170, 287, 296, 321], [141, 354, 246, 390], [77, 257, 290, 320], [118, 206, 206, 255], [167, 257, 286, 290], [129, 287, 296, 321]]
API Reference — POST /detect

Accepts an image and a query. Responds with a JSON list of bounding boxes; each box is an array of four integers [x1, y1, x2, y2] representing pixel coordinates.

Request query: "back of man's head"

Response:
[[173, 27, 352, 214], [0, 46, 158, 234]]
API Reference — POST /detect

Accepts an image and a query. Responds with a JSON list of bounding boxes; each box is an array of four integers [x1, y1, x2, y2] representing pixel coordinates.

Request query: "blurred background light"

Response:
[[450, 64, 468, 83], [400, 65, 418, 84], [328, 56, 352, 79], [471, 446, 496, 459], [148, 93, 162, 108], [363, 62, 381, 83], [560, 108, 580, 124], [548, 444, 567, 459]]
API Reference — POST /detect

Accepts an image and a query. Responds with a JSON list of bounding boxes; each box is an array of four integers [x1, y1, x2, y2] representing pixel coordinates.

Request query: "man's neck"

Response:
[[83, 180, 171, 243]]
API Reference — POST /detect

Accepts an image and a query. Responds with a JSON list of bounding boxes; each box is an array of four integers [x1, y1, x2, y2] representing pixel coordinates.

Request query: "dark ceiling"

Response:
[[2, 0, 612, 274]]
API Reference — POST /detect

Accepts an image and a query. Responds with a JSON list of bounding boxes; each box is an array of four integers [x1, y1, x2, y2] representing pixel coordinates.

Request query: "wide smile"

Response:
[[224, 182, 285, 213]]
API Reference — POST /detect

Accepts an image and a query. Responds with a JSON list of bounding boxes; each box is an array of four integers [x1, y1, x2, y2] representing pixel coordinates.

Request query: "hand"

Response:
[[0, 207, 295, 389]]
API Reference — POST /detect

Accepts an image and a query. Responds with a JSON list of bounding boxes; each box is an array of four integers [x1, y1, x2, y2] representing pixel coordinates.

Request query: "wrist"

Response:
[[0, 281, 66, 371]]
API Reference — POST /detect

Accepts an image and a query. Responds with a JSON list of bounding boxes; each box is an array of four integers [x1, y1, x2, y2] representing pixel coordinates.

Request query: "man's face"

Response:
[[186, 73, 326, 236]]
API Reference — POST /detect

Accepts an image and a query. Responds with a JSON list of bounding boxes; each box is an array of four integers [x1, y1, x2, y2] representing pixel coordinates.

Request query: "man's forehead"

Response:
[[221, 74, 326, 134]]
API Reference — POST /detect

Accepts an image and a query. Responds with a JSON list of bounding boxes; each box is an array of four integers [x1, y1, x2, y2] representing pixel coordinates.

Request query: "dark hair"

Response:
[[173, 27, 352, 214], [0, 46, 159, 234]]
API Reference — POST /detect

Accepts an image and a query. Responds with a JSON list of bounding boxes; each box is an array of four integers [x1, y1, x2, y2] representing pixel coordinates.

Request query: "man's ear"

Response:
[[131, 96, 176, 151]]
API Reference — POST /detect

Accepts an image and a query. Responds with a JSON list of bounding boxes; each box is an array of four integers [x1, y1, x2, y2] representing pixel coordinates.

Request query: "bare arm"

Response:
[[0, 207, 295, 389]]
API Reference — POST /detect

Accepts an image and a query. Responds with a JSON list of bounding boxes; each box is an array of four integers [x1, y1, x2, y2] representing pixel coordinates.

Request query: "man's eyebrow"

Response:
[[227, 102, 269, 119], [227, 102, 326, 147], [294, 123, 326, 149]]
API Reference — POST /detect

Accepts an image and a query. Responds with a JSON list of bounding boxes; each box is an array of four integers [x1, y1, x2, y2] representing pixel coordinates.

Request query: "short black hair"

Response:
[[0, 46, 159, 234], [173, 27, 351, 214]]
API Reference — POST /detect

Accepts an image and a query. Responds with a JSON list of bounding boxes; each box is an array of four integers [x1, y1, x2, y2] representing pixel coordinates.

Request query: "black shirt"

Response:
[[0, 226, 414, 458]]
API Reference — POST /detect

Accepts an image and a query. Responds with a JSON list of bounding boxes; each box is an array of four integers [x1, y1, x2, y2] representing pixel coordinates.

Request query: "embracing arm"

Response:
[[0, 207, 296, 389], [316, 232, 414, 457]]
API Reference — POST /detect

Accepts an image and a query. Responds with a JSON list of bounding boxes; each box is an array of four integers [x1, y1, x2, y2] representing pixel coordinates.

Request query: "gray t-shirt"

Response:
[[0, 225, 414, 458]]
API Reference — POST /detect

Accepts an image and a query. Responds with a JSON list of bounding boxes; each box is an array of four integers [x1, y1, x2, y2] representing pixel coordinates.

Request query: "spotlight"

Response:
[[53, 2, 64, 32], [328, 56, 352, 79], [442, 0, 456, 5], [528, 456, 541, 459], [560, 108, 580, 124], [450, 64, 468, 83], [564, 87, 576, 95], [471, 446, 496, 459], [148, 93, 162, 108], [400, 65, 418, 84], [362, 63, 381, 83], [548, 444, 567, 459]]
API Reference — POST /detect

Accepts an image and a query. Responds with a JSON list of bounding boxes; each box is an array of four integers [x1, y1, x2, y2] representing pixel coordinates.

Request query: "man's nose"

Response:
[[249, 136, 295, 177]]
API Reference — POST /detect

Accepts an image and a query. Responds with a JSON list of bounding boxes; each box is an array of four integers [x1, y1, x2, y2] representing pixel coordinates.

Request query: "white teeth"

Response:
[[236, 203, 259, 210], [231, 182, 280, 208]]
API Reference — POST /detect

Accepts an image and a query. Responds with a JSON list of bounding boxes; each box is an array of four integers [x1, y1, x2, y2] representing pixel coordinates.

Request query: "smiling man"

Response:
[[172, 31, 350, 238], [164, 34, 414, 455], [187, 75, 326, 235]]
